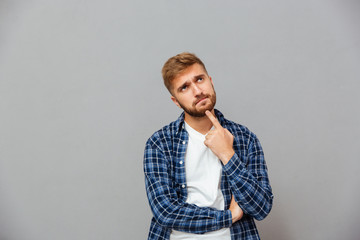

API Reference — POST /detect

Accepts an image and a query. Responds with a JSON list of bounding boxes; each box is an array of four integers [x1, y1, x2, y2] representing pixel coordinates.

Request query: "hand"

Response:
[[229, 195, 243, 223], [204, 110, 235, 165]]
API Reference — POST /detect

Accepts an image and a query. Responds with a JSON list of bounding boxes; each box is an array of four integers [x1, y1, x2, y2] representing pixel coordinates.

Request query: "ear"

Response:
[[171, 95, 182, 109], [209, 76, 214, 85]]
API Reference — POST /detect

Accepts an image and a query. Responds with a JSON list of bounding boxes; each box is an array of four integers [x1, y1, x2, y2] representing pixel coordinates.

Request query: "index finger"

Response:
[[205, 110, 222, 129]]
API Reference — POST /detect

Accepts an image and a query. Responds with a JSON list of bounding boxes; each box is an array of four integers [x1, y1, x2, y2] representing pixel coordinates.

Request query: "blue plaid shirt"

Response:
[[144, 109, 273, 240]]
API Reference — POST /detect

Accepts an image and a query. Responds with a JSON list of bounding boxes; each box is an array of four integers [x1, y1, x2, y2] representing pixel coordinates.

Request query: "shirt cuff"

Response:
[[221, 209, 233, 228], [223, 152, 247, 178]]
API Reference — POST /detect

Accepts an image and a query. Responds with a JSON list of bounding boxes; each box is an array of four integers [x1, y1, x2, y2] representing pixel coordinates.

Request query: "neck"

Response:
[[184, 109, 215, 135]]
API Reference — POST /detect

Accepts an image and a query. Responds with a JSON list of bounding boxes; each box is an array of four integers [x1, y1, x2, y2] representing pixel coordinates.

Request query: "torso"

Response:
[[170, 121, 231, 240]]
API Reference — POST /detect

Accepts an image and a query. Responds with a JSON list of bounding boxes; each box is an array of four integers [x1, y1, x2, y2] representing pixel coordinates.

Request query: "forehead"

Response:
[[172, 64, 207, 85]]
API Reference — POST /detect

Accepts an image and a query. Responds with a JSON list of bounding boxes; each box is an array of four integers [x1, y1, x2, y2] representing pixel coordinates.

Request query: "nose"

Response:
[[192, 84, 202, 96]]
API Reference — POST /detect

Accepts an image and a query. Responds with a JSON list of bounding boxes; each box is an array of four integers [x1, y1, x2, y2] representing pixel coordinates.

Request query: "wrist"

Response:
[[220, 149, 235, 165]]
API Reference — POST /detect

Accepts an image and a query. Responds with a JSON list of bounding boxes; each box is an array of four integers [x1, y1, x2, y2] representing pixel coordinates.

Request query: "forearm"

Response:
[[145, 175, 232, 233], [223, 153, 273, 220], [144, 136, 234, 233]]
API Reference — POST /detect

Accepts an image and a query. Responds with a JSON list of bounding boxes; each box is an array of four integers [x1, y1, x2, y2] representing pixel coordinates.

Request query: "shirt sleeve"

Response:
[[144, 140, 232, 234], [223, 133, 273, 221]]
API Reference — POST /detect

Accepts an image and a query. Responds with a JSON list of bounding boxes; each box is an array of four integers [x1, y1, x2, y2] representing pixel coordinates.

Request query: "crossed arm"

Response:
[[144, 112, 273, 234], [144, 142, 234, 234], [204, 110, 273, 220]]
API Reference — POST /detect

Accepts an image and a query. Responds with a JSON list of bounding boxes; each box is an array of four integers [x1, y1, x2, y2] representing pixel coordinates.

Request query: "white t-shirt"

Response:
[[170, 122, 231, 240]]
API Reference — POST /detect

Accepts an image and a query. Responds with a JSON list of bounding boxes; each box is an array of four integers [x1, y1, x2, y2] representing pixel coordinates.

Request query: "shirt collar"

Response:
[[174, 109, 226, 135]]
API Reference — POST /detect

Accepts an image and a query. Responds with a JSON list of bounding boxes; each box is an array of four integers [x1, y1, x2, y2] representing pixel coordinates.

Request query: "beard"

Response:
[[177, 91, 217, 118]]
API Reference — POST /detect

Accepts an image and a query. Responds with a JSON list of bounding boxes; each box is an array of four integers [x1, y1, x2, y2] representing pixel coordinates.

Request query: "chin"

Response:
[[191, 106, 214, 117]]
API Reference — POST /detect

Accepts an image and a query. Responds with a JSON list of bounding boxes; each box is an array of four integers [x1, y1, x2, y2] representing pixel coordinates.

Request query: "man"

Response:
[[143, 52, 273, 240]]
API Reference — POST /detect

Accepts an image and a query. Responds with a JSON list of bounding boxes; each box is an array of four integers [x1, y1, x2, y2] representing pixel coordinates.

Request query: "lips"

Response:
[[195, 96, 208, 105]]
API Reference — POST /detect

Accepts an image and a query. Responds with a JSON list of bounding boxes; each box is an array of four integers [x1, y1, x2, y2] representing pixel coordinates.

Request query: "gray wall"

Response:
[[1, 0, 359, 239]]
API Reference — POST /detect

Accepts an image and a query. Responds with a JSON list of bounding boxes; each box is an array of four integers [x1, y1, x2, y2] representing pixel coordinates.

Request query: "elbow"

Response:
[[154, 212, 173, 228], [254, 195, 273, 221], [151, 204, 176, 228], [254, 210, 269, 221]]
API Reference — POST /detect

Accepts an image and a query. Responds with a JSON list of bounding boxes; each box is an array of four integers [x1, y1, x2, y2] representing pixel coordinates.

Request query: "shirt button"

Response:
[[182, 141, 186, 144], [182, 184, 185, 188], [179, 161, 183, 164]]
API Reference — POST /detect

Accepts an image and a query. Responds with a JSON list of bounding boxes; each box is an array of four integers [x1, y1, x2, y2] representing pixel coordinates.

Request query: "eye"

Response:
[[181, 85, 187, 91], [197, 77, 203, 82]]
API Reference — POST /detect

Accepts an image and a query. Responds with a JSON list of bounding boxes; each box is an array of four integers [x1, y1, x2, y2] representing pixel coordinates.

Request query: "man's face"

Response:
[[170, 63, 216, 117]]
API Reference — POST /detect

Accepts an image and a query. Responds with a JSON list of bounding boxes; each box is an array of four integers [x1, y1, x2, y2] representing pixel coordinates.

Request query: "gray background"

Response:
[[1, 0, 359, 239]]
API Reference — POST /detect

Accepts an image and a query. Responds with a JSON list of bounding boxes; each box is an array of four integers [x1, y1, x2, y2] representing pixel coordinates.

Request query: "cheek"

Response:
[[181, 95, 194, 106], [205, 87, 214, 95]]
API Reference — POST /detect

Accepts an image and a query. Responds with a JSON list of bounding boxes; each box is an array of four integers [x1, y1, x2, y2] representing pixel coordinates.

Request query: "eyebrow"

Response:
[[177, 81, 189, 92], [176, 74, 207, 92], [193, 74, 206, 80]]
